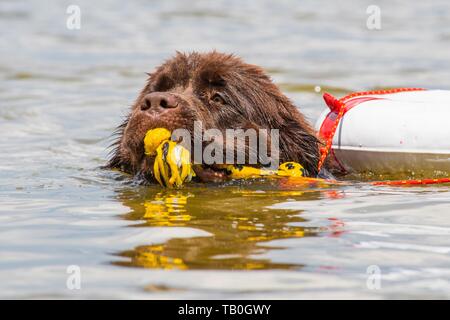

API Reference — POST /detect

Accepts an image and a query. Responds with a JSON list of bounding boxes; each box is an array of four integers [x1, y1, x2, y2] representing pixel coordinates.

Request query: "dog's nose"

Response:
[[141, 92, 178, 111]]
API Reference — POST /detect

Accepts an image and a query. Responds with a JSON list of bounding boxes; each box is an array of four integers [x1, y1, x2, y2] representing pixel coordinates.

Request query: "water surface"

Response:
[[1, 0, 450, 299]]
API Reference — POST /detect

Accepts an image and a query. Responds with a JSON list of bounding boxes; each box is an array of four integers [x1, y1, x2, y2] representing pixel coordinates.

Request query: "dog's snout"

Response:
[[141, 92, 178, 111]]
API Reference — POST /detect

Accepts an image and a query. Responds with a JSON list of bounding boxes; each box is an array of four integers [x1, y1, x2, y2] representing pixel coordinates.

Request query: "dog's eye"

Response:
[[211, 93, 225, 105]]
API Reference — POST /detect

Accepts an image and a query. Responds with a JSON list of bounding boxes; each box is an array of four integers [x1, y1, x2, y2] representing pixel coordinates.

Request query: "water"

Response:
[[1, 0, 450, 299]]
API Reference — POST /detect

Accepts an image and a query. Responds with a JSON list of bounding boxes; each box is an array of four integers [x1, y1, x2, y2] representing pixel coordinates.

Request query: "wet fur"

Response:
[[107, 51, 321, 181]]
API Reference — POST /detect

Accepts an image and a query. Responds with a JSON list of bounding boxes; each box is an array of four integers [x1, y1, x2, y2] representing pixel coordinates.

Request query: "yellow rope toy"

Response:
[[144, 128, 307, 187]]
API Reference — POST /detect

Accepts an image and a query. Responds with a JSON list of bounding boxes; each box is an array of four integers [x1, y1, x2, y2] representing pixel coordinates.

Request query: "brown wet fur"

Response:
[[107, 51, 321, 182]]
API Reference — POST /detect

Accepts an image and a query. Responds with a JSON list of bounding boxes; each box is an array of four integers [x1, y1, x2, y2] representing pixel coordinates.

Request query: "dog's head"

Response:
[[108, 51, 320, 178]]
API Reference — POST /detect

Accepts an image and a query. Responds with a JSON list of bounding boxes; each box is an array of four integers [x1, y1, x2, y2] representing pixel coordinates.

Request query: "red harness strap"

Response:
[[317, 88, 450, 186]]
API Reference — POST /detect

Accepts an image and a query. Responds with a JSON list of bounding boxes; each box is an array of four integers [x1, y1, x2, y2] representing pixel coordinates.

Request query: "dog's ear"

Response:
[[208, 58, 322, 176], [278, 117, 321, 177], [232, 120, 274, 166], [201, 120, 270, 166], [219, 118, 320, 175], [199, 69, 226, 87]]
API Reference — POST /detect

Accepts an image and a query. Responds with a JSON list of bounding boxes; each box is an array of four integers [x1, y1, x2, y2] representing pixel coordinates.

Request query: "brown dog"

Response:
[[107, 51, 321, 182]]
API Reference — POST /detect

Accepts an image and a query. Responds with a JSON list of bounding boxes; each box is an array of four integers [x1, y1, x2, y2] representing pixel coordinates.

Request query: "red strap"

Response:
[[338, 87, 426, 103], [372, 178, 450, 186], [318, 95, 382, 172]]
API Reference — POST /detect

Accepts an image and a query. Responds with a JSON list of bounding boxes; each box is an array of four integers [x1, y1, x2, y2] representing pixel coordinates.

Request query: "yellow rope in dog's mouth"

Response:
[[224, 162, 306, 179], [144, 128, 310, 188]]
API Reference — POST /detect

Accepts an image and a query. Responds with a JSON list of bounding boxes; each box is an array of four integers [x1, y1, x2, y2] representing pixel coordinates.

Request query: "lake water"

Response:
[[1, 0, 450, 299]]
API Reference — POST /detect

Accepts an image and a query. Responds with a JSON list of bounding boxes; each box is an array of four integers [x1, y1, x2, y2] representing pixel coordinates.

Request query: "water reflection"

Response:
[[113, 184, 342, 270]]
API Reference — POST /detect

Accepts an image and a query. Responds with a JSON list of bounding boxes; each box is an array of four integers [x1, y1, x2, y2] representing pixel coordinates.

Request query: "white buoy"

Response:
[[315, 89, 450, 174]]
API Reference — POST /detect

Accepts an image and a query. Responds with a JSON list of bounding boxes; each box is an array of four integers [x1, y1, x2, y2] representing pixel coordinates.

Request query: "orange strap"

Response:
[[317, 88, 450, 186]]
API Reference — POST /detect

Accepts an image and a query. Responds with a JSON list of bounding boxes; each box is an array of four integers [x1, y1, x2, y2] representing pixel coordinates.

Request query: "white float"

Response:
[[315, 89, 450, 175]]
